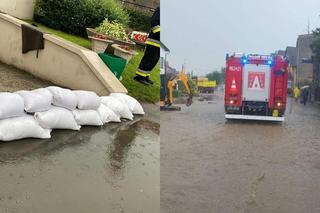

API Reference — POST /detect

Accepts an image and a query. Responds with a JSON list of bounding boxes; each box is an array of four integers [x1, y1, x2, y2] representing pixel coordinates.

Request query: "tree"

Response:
[[311, 28, 320, 62], [206, 67, 226, 85]]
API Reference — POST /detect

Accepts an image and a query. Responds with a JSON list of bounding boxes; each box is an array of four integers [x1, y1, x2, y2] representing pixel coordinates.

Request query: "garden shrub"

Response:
[[126, 7, 152, 32], [34, 0, 129, 37], [95, 19, 128, 40]]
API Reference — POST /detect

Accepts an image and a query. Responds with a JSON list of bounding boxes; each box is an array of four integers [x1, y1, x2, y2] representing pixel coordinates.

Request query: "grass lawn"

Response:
[[121, 51, 160, 103], [25, 21, 159, 103]]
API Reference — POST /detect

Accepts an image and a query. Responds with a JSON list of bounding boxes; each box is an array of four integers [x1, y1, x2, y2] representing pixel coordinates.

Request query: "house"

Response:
[[160, 42, 170, 75], [119, 0, 159, 13], [160, 42, 170, 103], [313, 61, 320, 102], [276, 50, 286, 56], [296, 34, 315, 85], [0, 0, 36, 19], [285, 46, 298, 89]]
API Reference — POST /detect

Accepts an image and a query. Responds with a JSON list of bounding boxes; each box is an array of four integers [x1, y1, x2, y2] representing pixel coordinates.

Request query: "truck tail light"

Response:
[[228, 95, 237, 105]]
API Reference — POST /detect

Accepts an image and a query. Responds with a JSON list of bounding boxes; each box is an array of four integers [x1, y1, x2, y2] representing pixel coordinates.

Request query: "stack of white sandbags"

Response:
[[100, 96, 134, 120], [72, 90, 103, 126], [110, 93, 145, 115], [0, 86, 145, 142], [0, 92, 51, 141], [35, 87, 81, 130]]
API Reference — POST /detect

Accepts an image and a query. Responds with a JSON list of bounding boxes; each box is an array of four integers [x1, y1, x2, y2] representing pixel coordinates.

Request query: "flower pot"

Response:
[[86, 28, 136, 48], [88, 36, 113, 53], [112, 44, 137, 63]]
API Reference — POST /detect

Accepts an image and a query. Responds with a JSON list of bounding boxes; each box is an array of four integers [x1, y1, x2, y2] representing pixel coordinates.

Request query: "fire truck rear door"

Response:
[[242, 64, 270, 102]]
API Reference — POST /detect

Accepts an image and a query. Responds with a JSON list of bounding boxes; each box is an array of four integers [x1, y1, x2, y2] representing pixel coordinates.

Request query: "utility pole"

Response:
[[182, 59, 187, 72]]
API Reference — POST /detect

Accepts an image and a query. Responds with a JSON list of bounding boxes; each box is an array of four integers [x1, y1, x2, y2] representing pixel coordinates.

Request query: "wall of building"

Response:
[[0, 13, 127, 95], [120, 0, 159, 13], [0, 0, 36, 20], [296, 34, 315, 84]]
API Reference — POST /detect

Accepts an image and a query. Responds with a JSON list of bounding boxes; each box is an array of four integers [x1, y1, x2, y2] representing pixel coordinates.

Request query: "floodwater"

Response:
[[0, 62, 160, 213], [161, 91, 320, 213]]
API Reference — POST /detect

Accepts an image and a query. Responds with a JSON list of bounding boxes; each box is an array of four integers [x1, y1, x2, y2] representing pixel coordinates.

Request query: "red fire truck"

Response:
[[224, 53, 289, 121]]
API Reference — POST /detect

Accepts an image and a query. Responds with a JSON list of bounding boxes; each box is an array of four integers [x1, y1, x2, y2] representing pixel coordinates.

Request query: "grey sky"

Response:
[[161, 0, 320, 76]]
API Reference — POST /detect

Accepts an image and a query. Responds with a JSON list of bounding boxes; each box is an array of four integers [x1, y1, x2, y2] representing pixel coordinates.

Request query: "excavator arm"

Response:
[[178, 72, 193, 106], [167, 71, 193, 106]]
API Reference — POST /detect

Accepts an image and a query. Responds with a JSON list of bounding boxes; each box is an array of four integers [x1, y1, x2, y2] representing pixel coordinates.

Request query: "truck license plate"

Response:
[[272, 110, 279, 117]]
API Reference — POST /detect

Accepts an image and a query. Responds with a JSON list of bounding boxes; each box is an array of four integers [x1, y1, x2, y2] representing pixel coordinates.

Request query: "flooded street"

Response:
[[161, 91, 320, 213], [0, 63, 160, 213], [0, 107, 159, 213]]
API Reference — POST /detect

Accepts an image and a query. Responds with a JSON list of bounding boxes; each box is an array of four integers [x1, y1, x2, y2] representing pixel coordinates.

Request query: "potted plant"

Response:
[[87, 19, 135, 47], [111, 44, 137, 62], [90, 19, 136, 61], [88, 34, 114, 53]]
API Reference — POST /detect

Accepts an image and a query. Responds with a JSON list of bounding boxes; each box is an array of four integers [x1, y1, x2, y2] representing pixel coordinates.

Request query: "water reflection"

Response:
[[0, 118, 159, 169], [0, 127, 100, 164], [105, 118, 160, 176]]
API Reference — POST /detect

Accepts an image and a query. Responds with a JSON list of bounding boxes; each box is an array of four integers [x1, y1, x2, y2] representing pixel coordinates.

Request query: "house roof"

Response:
[[160, 41, 170, 52], [276, 50, 286, 56], [296, 34, 315, 50]]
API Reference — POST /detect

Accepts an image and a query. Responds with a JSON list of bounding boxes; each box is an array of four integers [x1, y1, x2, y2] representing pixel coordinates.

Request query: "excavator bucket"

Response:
[[186, 94, 193, 107]]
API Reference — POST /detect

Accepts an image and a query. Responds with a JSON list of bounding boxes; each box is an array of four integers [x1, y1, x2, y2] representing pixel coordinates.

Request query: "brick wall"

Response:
[[119, 0, 159, 13]]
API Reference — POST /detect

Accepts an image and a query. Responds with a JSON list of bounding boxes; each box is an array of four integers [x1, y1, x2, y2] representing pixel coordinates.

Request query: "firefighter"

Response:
[[301, 88, 309, 106], [134, 6, 160, 85], [293, 86, 300, 102]]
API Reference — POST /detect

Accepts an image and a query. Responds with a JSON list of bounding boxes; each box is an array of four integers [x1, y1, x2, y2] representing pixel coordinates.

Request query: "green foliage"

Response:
[[206, 67, 225, 85], [121, 50, 160, 103], [311, 28, 320, 62], [95, 19, 128, 41], [34, 0, 129, 37], [190, 80, 199, 95], [29, 21, 158, 102], [26, 21, 91, 49], [126, 8, 151, 32]]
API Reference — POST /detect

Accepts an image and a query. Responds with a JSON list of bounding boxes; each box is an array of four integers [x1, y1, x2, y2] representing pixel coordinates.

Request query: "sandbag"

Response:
[[16, 88, 53, 113], [73, 109, 103, 126], [73, 90, 100, 110], [47, 86, 77, 110], [0, 115, 51, 141], [97, 104, 121, 123], [35, 106, 80, 130], [111, 93, 145, 115], [100, 96, 133, 120], [0, 92, 25, 119]]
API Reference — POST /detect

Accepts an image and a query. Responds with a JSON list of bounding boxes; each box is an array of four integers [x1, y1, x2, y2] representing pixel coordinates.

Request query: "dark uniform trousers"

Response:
[[136, 25, 160, 77]]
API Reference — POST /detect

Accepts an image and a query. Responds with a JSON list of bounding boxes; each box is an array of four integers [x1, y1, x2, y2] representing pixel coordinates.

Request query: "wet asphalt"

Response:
[[0, 104, 159, 213], [0, 62, 160, 213], [161, 91, 320, 213]]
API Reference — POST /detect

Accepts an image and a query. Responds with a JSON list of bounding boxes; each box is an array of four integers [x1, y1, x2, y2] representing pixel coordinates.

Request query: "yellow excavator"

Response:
[[160, 71, 193, 111]]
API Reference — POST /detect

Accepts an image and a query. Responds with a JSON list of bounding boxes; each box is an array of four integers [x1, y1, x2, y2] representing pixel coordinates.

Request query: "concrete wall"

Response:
[[296, 34, 315, 84], [121, 0, 159, 13], [0, 0, 36, 20], [0, 13, 127, 95]]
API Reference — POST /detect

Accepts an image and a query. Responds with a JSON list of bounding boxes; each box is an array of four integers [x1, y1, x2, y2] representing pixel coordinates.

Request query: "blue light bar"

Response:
[[267, 60, 273, 65], [242, 58, 248, 64]]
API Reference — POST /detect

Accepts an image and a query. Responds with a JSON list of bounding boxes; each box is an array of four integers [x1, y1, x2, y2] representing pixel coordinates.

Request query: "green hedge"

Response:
[[34, 0, 129, 37], [126, 8, 151, 32]]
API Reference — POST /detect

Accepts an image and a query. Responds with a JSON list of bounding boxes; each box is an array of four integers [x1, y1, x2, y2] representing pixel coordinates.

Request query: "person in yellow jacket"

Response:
[[293, 86, 300, 102]]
